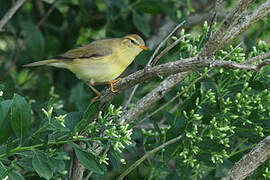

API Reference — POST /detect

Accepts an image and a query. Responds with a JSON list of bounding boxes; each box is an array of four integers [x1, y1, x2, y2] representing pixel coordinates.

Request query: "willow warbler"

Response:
[[24, 34, 147, 97]]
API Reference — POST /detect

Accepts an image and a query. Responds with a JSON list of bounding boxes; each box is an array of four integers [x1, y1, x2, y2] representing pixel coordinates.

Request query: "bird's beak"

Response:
[[138, 45, 148, 50]]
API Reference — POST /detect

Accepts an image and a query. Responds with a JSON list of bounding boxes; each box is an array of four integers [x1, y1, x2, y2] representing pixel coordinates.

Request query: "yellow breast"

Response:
[[65, 47, 139, 83]]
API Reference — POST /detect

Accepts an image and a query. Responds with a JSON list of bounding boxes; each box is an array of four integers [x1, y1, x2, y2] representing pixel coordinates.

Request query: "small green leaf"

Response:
[[65, 112, 83, 131], [74, 146, 105, 175], [132, 11, 150, 37], [75, 101, 99, 133], [69, 82, 90, 111], [159, 2, 179, 22], [10, 94, 31, 139], [20, 21, 45, 60], [0, 162, 9, 180], [32, 151, 53, 179], [83, 101, 100, 120], [8, 171, 26, 180], [49, 158, 65, 172], [0, 100, 12, 145]]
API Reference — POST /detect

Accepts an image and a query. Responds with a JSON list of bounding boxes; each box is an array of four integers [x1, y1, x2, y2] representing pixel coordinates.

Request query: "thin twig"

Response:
[[0, 0, 27, 31], [151, 35, 185, 66], [147, 21, 186, 67], [243, 52, 270, 64], [205, 0, 223, 43], [23, 1, 61, 49], [257, 59, 270, 71], [221, 42, 243, 61], [123, 21, 185, 109], [117, 135, 182, 180], [123, 84, 138, 110]]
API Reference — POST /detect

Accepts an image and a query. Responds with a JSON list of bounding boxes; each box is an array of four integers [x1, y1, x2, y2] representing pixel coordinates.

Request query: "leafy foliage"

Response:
[[0, 0, 270, 179]]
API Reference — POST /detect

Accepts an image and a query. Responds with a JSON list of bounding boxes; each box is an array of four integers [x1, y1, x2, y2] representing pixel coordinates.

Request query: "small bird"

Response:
[[24, 34, 147, 98]]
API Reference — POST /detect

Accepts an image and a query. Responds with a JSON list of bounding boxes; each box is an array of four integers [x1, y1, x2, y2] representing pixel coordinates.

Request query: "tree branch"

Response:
[[205, 0, 223, 43], [200, 0, 255, 57], [100, 0, 270, 104], [222, 0, 270, 47], [71, 143, 86, 180], [151, 35, 185, 66], [100, 56, 200, 103], [100, 52, 270, 104], [123, 21, 185, 109], [120, 72, 188, 124], [0, 0, 27, 31], [133, 42, 242, 124], [99, 1, 270, 179], [243, 52, 270, 64], [222, 135, 270, 180]]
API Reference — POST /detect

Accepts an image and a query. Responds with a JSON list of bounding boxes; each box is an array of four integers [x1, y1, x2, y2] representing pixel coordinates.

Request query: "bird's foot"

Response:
[[109, 78, 121, 92]]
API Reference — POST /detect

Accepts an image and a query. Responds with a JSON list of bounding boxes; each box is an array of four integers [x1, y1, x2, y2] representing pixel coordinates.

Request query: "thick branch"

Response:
[[120, 72, 188, 124], [0, 0, 27, 31], [100, 1, 270, 104], [100, 57, 201, 102], [200, 0, 255, 57], [222, 135, 270, 180], [71, 143, 86, 180], [100, 53, 270, 104], [71, 157, 85, 180], [222, 0, 270, 47]]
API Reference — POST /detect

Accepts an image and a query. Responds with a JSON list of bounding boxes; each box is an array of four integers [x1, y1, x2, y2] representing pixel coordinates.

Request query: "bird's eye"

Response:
[[130, 39, 136, 44]]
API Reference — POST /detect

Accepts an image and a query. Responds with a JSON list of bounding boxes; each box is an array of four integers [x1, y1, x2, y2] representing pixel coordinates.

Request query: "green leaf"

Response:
[[65, 112, 83, 131], [17, 159, 34, 172], [20, 20, 45, 60], [135, 1, 162, 14], [132, 11, 150, 37], [83, 101, 100, 120], [0, 161, 9, 180], [8, 171, 25, 180], [69, 82, 90, 111], [49, 158, 65, 173], [75, 101, 99, 133], [0, 100, 12, 145], [10, 94, 31, 139], [159, 2, 179, 22], [32, 151, 53, 179], [74, 146, 105, 175]]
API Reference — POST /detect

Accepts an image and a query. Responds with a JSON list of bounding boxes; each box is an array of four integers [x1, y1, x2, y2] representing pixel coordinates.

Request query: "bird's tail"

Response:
[[23, 59, 66, 68]]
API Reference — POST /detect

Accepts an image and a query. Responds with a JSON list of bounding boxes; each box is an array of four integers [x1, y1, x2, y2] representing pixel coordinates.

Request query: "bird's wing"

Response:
[[53, 40, 113, 60]]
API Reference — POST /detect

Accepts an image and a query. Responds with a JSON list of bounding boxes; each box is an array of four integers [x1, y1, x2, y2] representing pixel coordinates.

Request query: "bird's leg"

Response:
[[85, 81, 101, 102], [108, 78, 121, 92]]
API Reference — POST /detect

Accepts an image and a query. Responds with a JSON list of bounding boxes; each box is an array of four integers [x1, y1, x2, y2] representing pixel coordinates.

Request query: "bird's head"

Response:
[[121, 34, 148, 52]]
